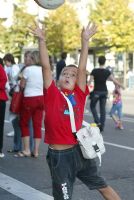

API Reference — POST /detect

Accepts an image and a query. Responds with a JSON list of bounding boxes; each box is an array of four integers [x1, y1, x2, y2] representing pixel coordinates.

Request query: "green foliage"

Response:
[[90, 0, 134, 52], [44, 3, 81, 56], [0, 19, 7, 53], [2, 2, 36, 60], [1, 1, 81, 59]]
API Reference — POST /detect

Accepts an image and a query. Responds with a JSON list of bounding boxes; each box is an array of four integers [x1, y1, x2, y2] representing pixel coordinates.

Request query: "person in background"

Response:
[[31, 22, 122, 200], [110, 85, 124, 130], [0, 58, 8, 158], [56, 52, 67, 81], [3, 53, 20, 96], [3, 53, 34, 156], [88, 56, 124, 132], [3, 53, 22, 152], [20, 50, 44, 157]]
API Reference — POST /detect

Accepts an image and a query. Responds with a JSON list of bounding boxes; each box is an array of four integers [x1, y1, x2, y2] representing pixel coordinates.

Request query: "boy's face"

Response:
[[59, 67, 78, 90]]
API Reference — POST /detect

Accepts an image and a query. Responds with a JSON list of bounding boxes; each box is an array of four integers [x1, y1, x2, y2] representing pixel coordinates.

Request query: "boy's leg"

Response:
[[98, 186, 121, 200], [46, 147, 76, 200], [77, 158, 107, 190], [77, 157, 122, 200]]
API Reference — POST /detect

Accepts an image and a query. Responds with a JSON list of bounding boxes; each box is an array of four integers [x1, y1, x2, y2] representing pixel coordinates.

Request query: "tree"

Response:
[[90, 0, 134, 52], [90, 0, 134, 87], [0, 19, 7, 54], [44, 3, 81, 56], [2, 1, 36, 60]]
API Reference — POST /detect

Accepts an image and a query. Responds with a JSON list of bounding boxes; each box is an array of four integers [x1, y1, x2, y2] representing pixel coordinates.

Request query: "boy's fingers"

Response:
[[87, 21, 91, 29], [42, 24, 45, 31], [34, 20, 39, 28]]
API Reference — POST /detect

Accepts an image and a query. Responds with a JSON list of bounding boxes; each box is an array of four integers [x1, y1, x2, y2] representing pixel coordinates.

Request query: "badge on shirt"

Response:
[[63, 92, 76, 115]]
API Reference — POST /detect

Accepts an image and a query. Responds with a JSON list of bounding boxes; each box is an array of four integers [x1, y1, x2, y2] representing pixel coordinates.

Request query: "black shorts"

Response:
[[46, 144, 107, 200]]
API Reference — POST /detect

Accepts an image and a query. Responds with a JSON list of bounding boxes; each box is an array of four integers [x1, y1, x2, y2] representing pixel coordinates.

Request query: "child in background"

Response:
[[110, 85, 124, 130]]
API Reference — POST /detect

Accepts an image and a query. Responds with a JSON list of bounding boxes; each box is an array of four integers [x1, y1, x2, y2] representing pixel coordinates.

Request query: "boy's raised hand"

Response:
[[81, 22, 97, 42], [30, 22, 45, 41]]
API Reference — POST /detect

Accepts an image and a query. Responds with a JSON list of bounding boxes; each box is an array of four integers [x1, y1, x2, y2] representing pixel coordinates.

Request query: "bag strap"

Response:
[[61, 92, 77, 134], [61, 92, 90, 132]]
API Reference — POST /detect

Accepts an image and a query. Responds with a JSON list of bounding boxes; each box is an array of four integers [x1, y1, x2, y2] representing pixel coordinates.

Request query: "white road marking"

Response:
[[0, 172, 53, 200], [105, 141, 134, 151]]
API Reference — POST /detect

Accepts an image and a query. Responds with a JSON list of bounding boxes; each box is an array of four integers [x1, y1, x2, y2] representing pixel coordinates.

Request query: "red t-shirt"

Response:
[[0, 64, 8, 101], [44, 81, 89, 144]]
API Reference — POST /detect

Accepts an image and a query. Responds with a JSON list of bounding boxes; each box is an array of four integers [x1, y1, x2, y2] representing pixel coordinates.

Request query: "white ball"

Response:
[[34, 0, 65, 9]]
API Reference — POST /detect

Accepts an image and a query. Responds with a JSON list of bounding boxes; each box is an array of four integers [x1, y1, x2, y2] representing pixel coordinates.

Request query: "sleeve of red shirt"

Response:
[[0, 65, 7, 90], [75, 84, 90, 96], [43, 81, 59, 103]]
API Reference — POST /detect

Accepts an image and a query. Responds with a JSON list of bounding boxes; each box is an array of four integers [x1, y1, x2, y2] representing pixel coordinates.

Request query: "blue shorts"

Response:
[[46, 145, 107, 200], [110, 103, 122, 119]]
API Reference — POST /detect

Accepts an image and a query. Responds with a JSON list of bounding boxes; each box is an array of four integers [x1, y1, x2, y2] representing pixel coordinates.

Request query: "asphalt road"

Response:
[[0, 95, 134, 200]]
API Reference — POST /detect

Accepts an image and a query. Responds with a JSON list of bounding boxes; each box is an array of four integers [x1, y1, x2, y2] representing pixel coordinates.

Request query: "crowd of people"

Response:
[[0, 21, 124, 200]]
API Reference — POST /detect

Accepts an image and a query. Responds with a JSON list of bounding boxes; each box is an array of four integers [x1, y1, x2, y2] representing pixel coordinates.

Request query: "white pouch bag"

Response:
[[76, 125, 105, 165], [61, 92, 106, 166]]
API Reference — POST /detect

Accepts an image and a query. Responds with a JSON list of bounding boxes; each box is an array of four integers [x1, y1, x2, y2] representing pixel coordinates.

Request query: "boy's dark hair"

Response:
[[0, 57, 4, 66], [61, 52, 67, 60], [98, 56, 106, 66], [66, 64, 77, 69], [3, 53, 15, 64]]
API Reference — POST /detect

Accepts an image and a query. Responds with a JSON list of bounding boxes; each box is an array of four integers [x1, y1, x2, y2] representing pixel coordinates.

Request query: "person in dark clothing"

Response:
[[56, 52, 67, 81], [88, 56, 124, 132]]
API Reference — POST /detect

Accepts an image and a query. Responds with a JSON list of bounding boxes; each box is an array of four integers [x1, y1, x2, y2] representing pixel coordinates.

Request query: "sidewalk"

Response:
[[122, 88, 134, 97]]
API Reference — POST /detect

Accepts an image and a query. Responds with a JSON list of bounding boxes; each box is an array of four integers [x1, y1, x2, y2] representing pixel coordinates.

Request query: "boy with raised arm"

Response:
[[32, 22, 122, 200]]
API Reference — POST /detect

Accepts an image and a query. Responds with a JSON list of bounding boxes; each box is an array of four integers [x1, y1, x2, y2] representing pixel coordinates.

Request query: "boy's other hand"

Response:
[[30, 22, 45, 41], [81, 22, 97, 42]]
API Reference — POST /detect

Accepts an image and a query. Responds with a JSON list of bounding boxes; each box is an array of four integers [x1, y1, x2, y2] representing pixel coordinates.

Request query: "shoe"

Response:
[[0, 153, 5, 158], [97, 123, 103, 132], [6, 131, 14, 137], [14, 151, 31, 158], [116, 121, 124, 130], [31, 152, 39, 158], [119, 126, 124, 130], [7, 149, 19, 153]]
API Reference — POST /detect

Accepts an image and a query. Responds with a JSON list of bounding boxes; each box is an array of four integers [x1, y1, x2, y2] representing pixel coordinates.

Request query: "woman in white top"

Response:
[[20, 51, 44, 157]]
